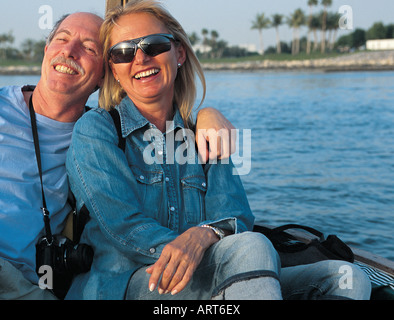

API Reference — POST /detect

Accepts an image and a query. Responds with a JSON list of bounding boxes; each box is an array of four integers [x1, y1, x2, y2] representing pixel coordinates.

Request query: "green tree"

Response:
[[309, 13, 322, 51], [201, 28, 209, 58], [366, 22, 387, 40], [32, 40, 46, 62], [288, 8, 306, 55], [320, 0, 332, 53], [188, 32, 200, 46], [306, 0, 318, 54], [386, 24, 394, 39], [251, 13, 271, 55], [0, 31, 15, 60], [271, 14, 284, 54], [352, 29, 366, 48], [209, 30, 220, 58], [21, 39, 35, 61], [336, 28, 366, 50], [326, 12, 341, 51]]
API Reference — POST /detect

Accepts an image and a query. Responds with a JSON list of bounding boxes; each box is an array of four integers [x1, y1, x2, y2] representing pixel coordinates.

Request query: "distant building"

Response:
[[192, 44, 210, 54], [238, 44, 258, 53], [192, 43, 257, 54], [366, 39, 394, 51]]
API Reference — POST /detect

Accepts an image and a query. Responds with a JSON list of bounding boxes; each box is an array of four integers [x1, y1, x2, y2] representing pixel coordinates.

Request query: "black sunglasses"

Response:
[[109, 33, 177, 64]]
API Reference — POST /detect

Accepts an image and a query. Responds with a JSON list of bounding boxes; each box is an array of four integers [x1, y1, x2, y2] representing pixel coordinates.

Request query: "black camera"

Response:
[[36, 234, 93, 299]]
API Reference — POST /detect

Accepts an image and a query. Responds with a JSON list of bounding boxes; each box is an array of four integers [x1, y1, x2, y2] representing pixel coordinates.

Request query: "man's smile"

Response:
[[54, 64, 78, 75]]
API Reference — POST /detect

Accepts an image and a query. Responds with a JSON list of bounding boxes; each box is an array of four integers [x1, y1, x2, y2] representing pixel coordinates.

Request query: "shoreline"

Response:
[[1, 51, 394, 75], [202, 51, 394, 72], [0, 65, 41, 76]]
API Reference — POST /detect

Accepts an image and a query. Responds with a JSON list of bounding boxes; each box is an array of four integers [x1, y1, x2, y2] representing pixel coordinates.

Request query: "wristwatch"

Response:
[[201, 224, 225, 240]]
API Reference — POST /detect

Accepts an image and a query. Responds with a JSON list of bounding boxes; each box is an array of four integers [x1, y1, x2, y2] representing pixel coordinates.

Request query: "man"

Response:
[[0, 12, 235, 300]]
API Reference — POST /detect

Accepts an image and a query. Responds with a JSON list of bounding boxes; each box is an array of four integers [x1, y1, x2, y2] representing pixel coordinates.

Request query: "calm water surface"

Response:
[[2, 71, 393, 260]]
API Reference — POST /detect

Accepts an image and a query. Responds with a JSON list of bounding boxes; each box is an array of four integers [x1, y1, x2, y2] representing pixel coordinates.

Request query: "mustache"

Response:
[[50, 56, 85, 76]]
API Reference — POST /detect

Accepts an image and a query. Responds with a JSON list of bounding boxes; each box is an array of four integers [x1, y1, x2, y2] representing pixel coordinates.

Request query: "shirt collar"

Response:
[[116, 96, 186, 136]]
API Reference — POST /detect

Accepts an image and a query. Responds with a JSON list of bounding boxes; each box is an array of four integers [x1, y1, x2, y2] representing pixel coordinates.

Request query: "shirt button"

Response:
[[202, 182, 207, 187], [150, 248, 156, 254], [158, 150, 163, 155], [170, 207, 175, 212], [165, 177, 170, 182], [140, 175, 145, 180]]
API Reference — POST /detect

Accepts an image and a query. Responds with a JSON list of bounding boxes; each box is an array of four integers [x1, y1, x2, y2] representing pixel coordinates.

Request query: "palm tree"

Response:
[[310, 14, 322, 52], [188, 32, 200, 46], [271, 14, 284, 54], [251, 13, 271, 55], [288, 9, 306, 55], [210, 30, 219, 58], [326, 12, 341, 51], [201, 28, 209, 58], [320, 0, 333, 53], [306, 0, 318, 54]]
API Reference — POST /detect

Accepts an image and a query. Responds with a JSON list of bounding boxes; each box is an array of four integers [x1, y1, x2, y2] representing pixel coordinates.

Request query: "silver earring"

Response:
[[177, 63, 182, 69]]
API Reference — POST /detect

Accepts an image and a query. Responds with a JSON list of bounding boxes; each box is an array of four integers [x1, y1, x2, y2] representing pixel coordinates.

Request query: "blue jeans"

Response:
[[126, 232, 371, 300], [126, 232, 281, 300], [280, 260, 371, 300], [0, 258, 57, 300]]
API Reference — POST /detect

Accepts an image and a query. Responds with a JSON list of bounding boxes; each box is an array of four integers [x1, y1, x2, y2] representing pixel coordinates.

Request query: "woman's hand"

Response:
[[146, 226, 219, 296], [195, 108, 237, 163]]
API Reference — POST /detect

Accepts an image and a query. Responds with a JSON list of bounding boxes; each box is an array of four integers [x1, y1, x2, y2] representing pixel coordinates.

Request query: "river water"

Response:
[[1, 70, 393, 261]]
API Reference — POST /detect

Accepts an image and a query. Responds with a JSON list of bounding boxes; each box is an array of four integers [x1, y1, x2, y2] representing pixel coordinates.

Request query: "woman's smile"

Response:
[[133, 68, 160, 80]]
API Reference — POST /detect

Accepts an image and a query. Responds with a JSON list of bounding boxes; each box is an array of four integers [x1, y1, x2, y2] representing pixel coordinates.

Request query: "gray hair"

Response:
[[46, 14, 70, 45]]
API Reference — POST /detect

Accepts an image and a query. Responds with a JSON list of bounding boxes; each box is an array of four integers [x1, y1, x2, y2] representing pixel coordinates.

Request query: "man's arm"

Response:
[[195, 108, 237, 162]]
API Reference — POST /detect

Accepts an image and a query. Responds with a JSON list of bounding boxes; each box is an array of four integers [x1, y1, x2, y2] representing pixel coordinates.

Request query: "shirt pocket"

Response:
[[130, 165, 163, 219], [181, 175, 207, 225]]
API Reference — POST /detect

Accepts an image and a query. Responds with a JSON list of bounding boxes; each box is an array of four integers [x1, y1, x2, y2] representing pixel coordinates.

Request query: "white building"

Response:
[[366, 39, 394, 51]]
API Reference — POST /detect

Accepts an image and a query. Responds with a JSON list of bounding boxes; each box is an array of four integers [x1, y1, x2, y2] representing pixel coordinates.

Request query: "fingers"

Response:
[[148, 254, 196, 296], [195, 107, 238, 162], [196, 129, 209, 163], [168, 266, 194, 296], [160, 260, 188, 295], [146, 228, 213, 296], [196, 128, 236, 162], [147, 252, 170, 293]]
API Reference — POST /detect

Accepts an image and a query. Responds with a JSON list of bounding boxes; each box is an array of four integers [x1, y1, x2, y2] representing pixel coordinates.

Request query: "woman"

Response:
[[65, 0, 281, 300], [66, 0, 371, 300]]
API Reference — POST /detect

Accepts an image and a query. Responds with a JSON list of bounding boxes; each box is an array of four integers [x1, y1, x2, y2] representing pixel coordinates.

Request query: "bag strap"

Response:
[[109, 108, 126, 152], [270, 224, 325, 241], [73, 108, 126, 241]]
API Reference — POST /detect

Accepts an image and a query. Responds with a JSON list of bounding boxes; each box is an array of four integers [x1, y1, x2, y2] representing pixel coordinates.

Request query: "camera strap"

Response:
[[29, 94, 53, 243]]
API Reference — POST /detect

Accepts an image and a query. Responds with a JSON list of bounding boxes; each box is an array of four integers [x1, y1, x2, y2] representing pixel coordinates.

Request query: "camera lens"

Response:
[[66, 244, 94, 274]]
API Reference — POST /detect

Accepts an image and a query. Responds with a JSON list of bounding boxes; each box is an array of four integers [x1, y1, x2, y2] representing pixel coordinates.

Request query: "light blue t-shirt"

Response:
[[0, 86, 75, 284]]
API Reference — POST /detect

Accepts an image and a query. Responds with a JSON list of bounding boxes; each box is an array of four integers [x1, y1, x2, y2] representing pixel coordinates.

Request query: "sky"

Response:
[[1, 0, 394, 50]]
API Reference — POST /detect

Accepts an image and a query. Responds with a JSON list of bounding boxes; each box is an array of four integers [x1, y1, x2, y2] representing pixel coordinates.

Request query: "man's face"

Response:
[[41, 13, 104, 103]]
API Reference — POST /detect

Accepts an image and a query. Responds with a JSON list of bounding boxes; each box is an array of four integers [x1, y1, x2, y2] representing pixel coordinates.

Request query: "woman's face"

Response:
[[109, 12, 186, 107]]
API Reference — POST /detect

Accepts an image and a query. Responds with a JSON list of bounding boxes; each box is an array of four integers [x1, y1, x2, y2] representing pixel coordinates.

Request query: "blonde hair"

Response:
[[99, 0, 206, 126]]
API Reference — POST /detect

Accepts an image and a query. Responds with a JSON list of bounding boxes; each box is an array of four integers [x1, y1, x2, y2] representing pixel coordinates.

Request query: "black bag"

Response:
[[253, 224, 354, 268]]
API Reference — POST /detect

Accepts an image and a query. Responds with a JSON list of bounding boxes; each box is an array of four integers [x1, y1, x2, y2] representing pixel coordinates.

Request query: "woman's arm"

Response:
[[146, 159, 255, 295], [66, 109, 179, 265]]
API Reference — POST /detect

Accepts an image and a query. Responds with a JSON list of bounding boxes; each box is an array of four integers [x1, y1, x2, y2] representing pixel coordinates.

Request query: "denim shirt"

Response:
[[65, 96, 254, 300]]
